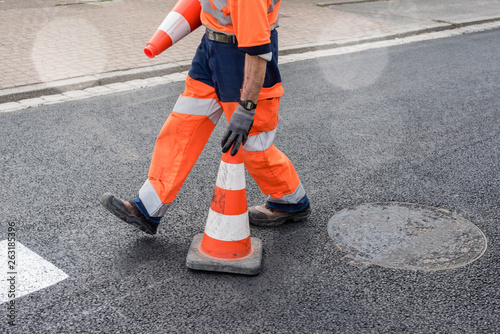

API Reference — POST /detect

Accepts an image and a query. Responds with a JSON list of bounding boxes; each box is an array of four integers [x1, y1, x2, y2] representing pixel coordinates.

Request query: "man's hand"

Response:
[[221, 54, 265, 155], [221, 104, 255, 156]]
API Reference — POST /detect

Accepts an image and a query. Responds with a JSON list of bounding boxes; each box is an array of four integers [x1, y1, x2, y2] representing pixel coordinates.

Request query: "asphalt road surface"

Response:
[[1, 28, 499, 333]]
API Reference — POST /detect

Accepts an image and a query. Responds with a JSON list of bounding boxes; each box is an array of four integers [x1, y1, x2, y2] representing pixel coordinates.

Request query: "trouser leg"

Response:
[[244, 144, 308, 211], [221, 97, 308, 212], [135, 76, 223, 221]]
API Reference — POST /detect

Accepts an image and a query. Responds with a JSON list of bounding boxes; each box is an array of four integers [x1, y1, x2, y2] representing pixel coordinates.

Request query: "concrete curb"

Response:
[[0, 16, 499, 104], [0, 61, 191, 104]]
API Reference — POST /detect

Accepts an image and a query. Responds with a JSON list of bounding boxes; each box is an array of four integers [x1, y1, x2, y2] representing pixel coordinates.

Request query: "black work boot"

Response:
[[99, 193, 159, 235], [248, 203, 311, 227]]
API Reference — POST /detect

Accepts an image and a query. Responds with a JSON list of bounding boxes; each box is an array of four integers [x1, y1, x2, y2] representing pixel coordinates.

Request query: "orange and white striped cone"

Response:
[[186, 149, 263, 275], [143, 0, 202, 58]]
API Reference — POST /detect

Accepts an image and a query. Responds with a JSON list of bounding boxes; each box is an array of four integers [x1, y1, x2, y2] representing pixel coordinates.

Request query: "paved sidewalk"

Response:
[[0, 0, 499, 103]]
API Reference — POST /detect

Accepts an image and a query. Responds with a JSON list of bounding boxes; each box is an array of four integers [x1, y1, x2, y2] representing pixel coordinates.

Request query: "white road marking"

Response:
[[0, 21, 499, 114], [1, 240, 69, 304], [279, 21, 500, 65]]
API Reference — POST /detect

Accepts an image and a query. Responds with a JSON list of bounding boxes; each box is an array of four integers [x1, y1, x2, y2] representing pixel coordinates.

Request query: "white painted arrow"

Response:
[[1, 240, 68, 304]]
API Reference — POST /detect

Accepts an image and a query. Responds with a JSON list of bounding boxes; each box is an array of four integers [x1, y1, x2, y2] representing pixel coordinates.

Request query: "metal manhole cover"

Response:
[[327, 202, 487, 271]]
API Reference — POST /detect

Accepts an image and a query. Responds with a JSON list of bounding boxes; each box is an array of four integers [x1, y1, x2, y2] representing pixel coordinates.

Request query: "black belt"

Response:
[[206, 29, 237, 44]]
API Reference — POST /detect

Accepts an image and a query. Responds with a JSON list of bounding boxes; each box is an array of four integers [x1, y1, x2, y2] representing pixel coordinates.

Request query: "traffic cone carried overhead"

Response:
[[144, 0, 202, 58], [186, 149, 263, 275]]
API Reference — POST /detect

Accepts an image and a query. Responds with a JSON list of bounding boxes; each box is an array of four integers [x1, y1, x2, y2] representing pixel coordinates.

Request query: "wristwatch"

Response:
[[239, 100, 257, 111]]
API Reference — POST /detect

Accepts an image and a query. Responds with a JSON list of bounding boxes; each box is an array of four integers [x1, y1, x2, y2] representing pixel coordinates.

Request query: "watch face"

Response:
[[240, 100, 256, 110]]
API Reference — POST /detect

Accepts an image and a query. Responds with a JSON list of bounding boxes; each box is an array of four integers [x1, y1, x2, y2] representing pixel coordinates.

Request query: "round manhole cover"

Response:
[[328, 202, 487, 271]]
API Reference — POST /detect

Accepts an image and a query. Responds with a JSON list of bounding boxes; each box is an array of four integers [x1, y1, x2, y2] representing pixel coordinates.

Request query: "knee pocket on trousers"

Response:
[[250, 97, 280, 135]]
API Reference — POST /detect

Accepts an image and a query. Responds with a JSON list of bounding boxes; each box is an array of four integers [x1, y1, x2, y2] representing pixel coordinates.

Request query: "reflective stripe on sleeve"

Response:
[[259, 52, 272, 61]]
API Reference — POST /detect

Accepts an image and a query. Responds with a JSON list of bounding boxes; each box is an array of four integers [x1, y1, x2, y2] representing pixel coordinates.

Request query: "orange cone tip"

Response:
[[144, 0, 202, 58]]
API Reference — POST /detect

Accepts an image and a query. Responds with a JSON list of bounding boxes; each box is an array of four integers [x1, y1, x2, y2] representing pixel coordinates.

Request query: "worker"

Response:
[[100, 0, 311, 234]]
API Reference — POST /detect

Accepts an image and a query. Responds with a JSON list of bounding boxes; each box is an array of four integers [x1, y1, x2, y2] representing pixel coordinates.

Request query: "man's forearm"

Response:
[[240, 54, 267, 103]]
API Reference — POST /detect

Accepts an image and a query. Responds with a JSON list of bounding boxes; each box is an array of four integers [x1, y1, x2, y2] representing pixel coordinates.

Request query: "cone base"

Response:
[[186, 234, 263, 276]]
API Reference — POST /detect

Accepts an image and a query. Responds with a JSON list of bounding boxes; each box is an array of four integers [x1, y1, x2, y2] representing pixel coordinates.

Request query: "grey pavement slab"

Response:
[[0, 28, 499, 333]]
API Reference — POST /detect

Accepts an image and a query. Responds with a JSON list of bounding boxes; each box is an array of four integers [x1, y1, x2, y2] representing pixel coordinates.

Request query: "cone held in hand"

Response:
[[144, 0, 202, 58]]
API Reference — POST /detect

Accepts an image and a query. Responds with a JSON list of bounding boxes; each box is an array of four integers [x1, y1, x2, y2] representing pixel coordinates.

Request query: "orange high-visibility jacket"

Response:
[[200, 0, 280, 56]]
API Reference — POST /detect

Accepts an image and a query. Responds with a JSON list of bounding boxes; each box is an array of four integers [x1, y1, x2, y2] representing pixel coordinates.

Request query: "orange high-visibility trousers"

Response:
[[136, 75, 305, 219]]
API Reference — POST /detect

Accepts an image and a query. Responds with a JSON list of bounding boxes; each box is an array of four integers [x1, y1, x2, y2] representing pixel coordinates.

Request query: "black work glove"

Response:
[[221, 104, 255, 156]]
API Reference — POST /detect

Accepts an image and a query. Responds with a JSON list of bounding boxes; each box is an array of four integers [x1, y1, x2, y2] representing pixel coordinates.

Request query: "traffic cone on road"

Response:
[[144, 0, 202, 58], [186, 149, 263, 275]]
